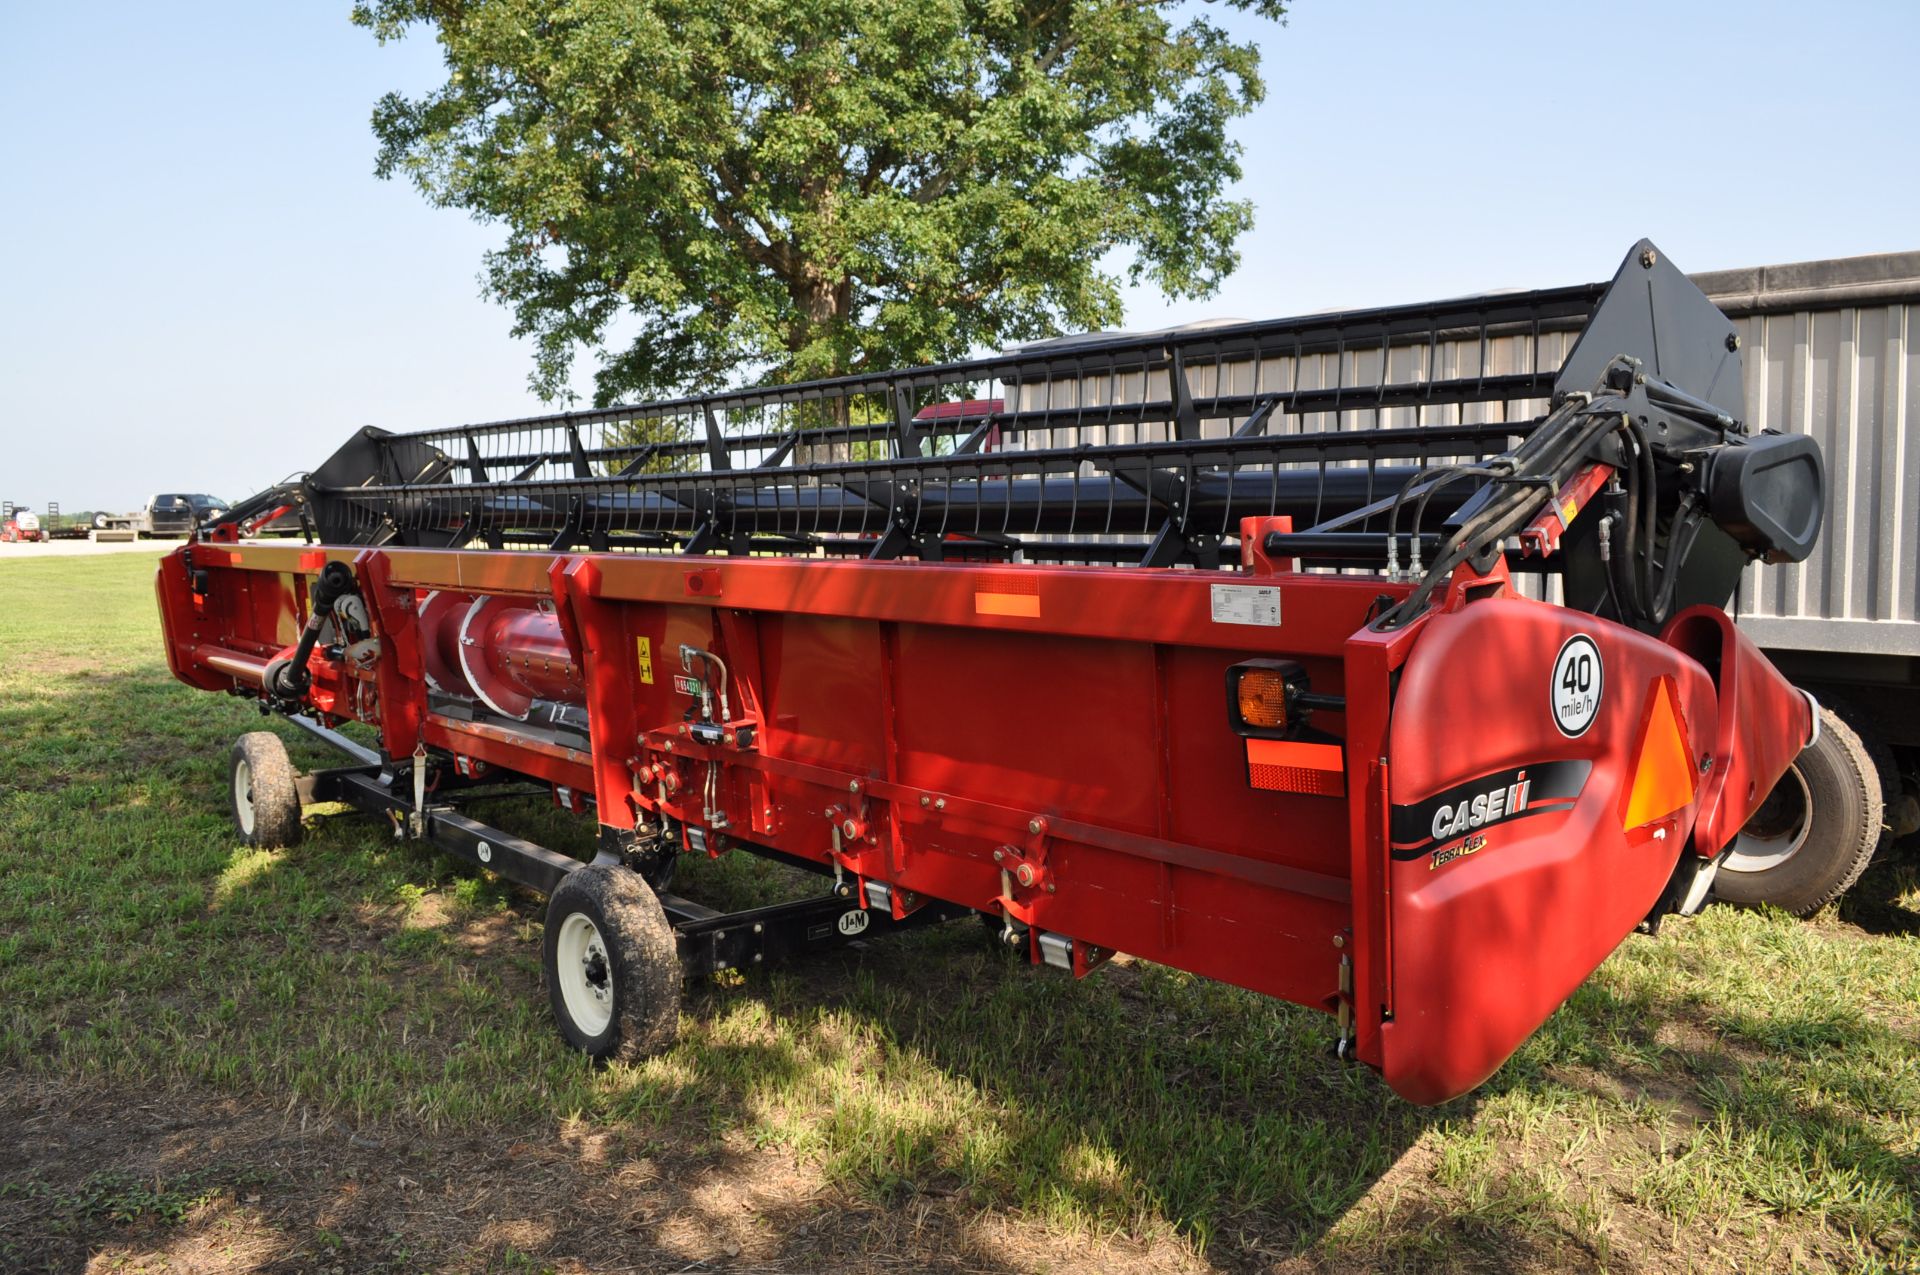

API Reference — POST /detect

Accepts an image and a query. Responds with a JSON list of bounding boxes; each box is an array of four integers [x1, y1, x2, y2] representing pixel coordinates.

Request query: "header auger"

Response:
[[163, 241, 1824, 1103]]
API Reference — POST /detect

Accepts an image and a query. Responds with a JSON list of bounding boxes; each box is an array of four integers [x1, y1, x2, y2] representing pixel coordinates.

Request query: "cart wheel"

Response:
[[543, 864, 679, 1061], [229, 732, 302, 849], [1716, 706, 1881, 916]]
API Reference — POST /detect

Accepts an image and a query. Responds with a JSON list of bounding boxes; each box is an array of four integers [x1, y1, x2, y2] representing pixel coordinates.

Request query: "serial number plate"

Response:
[[1210, 584, 1281, 627]]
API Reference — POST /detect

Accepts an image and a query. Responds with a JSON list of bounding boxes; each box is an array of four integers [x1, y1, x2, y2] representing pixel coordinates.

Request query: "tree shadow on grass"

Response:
[[1500, 949, 1920, 1270]]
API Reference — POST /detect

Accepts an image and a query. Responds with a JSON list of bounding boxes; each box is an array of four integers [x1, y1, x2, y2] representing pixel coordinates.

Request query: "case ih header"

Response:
[[159, 242, 1825, 1104]]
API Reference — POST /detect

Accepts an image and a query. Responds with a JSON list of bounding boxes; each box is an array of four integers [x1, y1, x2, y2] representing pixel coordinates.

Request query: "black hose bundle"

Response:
[[1376, 364, 1700, 635]]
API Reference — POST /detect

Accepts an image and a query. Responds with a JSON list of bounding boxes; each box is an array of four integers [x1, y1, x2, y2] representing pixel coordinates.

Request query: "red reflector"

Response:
[[1624, 677, 1695, 829], [975, 573, 1042, 618], [1246, 739, 1346, 796]]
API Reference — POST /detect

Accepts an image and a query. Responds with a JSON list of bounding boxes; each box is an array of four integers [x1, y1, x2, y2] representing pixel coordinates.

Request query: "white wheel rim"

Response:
[[1724, 762, 1813, 874], [234, 757, 256, 836], [555, 913, 615, 1037]]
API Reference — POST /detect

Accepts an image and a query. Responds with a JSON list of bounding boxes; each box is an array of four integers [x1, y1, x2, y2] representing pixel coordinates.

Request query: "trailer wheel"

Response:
[[229, 732, 302, 849], [1717, 706, 1882, 916], [543, 865, 679, 1062]]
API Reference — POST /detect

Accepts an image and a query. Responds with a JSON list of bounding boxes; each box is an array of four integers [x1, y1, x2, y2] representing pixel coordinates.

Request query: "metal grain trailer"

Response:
[[1701, 253, 1920, 908], [159, 242, 1827, 1104]]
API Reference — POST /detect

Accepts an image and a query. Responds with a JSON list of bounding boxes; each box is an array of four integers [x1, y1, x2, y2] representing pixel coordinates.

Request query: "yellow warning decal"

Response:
[[1560, 498, 1580, 525], [637, 636, 654, 684]]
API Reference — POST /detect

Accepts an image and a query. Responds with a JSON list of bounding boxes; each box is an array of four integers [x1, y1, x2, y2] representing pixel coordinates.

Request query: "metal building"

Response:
[[1701, 254, 1920, 660]]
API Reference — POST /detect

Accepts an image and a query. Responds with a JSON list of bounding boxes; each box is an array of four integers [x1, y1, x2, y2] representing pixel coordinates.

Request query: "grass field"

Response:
[[1, 551, 1916, 1273]]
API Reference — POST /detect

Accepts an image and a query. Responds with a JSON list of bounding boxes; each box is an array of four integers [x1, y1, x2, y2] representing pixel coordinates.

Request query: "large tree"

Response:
[[354, 0, 1286, 404]]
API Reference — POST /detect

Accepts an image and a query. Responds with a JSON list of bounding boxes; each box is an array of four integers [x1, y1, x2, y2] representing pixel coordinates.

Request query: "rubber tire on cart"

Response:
[[1716, 706, 1882, 917], [543, 864, 680, 1062], [229, 731, 303, 849]]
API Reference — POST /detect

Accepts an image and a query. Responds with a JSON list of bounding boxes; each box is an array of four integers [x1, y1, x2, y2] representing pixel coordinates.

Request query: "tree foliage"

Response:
[[354, 0, 1286, 404]]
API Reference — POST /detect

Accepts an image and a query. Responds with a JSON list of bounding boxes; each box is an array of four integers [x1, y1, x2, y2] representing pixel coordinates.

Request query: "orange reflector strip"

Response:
[[1236, 669, 1289, 729], [1246, 738, 1346, 796], [1623, 677, 1695, 829], [975, 592, 1041, 618]]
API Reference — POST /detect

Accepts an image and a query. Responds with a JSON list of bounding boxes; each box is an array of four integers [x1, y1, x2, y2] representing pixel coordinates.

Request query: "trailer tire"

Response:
[[1716, 706, 1881, 916], [229, 732, 302, 849], [1827, 701, 1903, 851], [543, 865, 679, 1062]]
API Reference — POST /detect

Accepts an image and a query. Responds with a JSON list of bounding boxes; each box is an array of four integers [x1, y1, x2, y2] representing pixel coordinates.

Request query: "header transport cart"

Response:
[[158, 243, 1828, 1104]]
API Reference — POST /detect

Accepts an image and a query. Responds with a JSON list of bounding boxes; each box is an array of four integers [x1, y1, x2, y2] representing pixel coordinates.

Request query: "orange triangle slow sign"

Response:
[[1623, 676, 1696, 829]]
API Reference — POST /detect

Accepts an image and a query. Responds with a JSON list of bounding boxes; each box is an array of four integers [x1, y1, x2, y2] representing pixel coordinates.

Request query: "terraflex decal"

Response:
[[1389, 761, 1592, 863]]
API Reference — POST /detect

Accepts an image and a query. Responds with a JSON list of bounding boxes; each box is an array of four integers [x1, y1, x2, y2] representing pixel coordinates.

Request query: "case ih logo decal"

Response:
[[1389, 760, 1591, 861]]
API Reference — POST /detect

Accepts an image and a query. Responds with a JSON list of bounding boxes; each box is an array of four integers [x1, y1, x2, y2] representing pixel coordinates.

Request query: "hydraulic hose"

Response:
[[267, 561, 358, 700], [1374, 364, 1667, 633]]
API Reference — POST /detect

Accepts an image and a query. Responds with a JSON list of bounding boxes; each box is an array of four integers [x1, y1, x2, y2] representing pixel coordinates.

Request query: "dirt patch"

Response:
[[0, 1072, 1201, 1274]]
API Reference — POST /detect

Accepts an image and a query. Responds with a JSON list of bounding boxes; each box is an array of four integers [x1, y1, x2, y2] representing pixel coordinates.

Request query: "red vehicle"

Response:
[[1, 507, 43, 542], [159, 242, 1825, 1104]]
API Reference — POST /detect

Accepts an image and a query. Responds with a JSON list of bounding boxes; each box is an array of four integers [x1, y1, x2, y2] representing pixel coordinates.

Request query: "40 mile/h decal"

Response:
[[1550, 633, 1603, 737]]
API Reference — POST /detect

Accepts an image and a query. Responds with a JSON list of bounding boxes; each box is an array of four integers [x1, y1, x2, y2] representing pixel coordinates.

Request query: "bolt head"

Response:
[[1027, 818, 1042, 835], [1726, 332, 1741, 352], [1640, 248, 1657, 268], [934, 798, 946, 810], [1333, 934, 1346, 948], [848, 780, 861, 794], [1046, 883, 1057, 894], [919, 795, 930, 807]]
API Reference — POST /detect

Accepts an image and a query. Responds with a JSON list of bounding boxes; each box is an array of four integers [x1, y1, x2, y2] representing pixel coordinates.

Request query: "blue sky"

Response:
[[3, 1, 1917, 511]]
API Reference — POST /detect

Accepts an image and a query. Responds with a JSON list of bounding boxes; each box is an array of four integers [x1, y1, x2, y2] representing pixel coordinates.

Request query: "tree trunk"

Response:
[[788, 270, 844, 360]]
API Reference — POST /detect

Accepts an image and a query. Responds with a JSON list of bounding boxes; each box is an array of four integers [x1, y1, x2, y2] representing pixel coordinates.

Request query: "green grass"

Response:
[[1, 552, 1917, 1272]]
